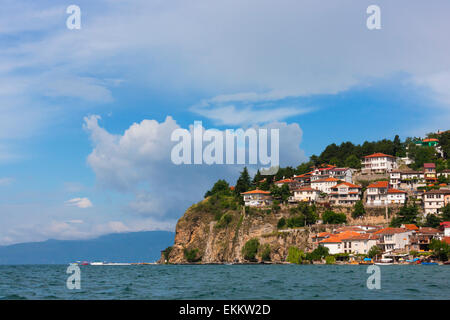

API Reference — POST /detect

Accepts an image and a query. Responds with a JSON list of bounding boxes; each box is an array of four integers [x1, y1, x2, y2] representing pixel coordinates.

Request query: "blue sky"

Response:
[[1, 0, 450, 244]]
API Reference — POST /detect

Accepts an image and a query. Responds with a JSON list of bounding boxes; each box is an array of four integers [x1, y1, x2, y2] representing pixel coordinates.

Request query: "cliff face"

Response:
[[162, 199, 392, 264], [163, 201, 312, 264]]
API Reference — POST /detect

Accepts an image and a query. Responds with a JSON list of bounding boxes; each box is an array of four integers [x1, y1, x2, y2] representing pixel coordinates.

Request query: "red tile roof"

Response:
[[367, 181, 389, 189], [423, 163, 436, 168], [364, 153, 395, 158], [374, 227, 409, 235], [332, 182, 361, 189], [422, 138, 439, 142], [387, 188, 407, 194], [403, 224, 419, 231], [274, 178, 295, 184], [444, 237, 450, 245], [312, 177, 340, 183], [241, 189, 270, 195]]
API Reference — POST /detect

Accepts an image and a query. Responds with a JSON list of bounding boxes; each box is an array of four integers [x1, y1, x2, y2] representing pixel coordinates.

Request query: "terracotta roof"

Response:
[[387, 188, 407, 194], [363, 153, 395, 158], [341, 233, 378, 241], [403, 224, 419, 231], [374, 227, 409, 235], [313, 232, 331, 238], [422, 138, 439, 142], [241, 189, 270, 195], [332, 182, 361, 189], [418, 227, 440, 234], [440, 221, 450, 228], [424, 189, 450, 195], [444, 237, 450, 245], [294, 187, 318, 192], [423, 163, 436, 168], [274, 178, 295, 184], [367, 181, 389, 189], [312, 177, 340, 183], [319, 231, 361, 243]]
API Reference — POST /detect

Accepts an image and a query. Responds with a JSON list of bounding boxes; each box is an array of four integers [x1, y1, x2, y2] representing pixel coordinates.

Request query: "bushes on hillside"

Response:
[[184, 248, 201, 262], [242, 238, 260, 261], [322, 210, 347, 224]]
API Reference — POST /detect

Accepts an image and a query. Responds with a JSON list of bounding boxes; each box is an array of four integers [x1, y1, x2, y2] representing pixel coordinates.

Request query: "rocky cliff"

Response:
[[159, 196, 392, 264]]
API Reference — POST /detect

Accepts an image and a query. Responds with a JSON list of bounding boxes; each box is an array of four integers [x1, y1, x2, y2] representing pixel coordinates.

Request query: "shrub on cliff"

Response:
[[277, 217, 286, 229], [242, 238, 260, 261], [322, 210, 347, 224], [286, 246, 305, 264], [204, 179, 231, 198], [162, 246, 173, 264], [310, 246, 329, 261], [184, 248, 201, 262], [215, 213, 233, 229], [352, 200, 365, 219], [260, 244, 271, 261]]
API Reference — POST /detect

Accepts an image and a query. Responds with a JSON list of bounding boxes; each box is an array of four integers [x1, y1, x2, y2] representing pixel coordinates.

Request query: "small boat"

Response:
[[444, 261, 450, 265], [90, 262, 105, 265], [374, 258, 394, 265], [421, 262, 438, 265]]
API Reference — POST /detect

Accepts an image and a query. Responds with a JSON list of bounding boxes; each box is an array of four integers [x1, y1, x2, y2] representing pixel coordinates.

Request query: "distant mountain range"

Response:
[[0, 231, 175, 265]]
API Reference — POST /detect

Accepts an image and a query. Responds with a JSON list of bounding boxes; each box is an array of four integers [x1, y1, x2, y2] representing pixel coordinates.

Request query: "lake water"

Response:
[[0, 264, 449, 299]]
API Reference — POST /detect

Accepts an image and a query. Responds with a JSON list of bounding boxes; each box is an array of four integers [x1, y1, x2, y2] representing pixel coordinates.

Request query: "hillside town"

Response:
[[235, 131, 450, 264]]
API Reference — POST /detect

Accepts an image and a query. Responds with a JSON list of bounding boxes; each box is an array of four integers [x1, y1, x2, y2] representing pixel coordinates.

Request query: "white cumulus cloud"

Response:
[[65, 197, 93, 209]]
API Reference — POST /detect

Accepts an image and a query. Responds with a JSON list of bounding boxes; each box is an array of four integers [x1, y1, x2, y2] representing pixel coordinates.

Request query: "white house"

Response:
[[310, 165, 353, 183], [366, 181, 389, 205], [290, 187, 320, 203], [441, 222, 450, 237], [386, 188, 407, 204], [329, 182, 362, 205], [423, 189, 450, 215], [373, 227, 414, 252], [362, 153, 397, 174], [389, 169, 425, 190], [340, 234, 379, 255], [241, 190, 272, 207], [274, 178, 297, 189], [311, 177, 340, 194]]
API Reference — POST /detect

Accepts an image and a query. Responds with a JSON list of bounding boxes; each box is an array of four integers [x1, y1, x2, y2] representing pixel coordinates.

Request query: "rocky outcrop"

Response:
[[160, 198, 391, 264], [162, 201, 313, 264]]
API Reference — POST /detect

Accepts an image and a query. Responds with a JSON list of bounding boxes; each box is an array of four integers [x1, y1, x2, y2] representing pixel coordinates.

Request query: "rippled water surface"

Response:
[[0, 264, 449, 299]]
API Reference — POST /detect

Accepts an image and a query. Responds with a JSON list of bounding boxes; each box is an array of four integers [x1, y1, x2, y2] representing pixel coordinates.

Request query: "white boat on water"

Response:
[[90, 262, 132, 266], [374, 258, 394, 266]]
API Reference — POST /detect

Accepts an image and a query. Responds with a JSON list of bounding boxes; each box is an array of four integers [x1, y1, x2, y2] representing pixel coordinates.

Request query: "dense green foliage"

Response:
[[242, 238, 260, 261], [162, 246, 173, 263], [352, 200, 366, 219], [325, 255, 336, 264], [234, 167, 251, 196], [277, 217, 286, 229], [322, 210, 347, 224], [390, 205, 419, 227], [368, 245, 382, 258], [309, 246, 330, 261], [429, 239, 449, 261], [260, 244, 271, 261], [286, 246, 305, 264], [184, 248, 201, 262], [215, 213, 233, 229], [204, 179, 231, 198]]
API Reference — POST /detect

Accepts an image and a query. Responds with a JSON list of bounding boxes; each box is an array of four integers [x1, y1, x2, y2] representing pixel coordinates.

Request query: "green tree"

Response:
[[344, 154, 361, 169], [325, 255, 336, 264], [440, 204, 450, 222], [310, 246, 330, 261], [286, 246, 305, 264], [235, 167, 251, 195], [423, 214, 441, 228], [429, 239, 449, 261], [204, 179, 230, 198], [322, 210, 347, 224], [277, 217, 286, 229], [252, 170, 262, 188], [260, 244, 271, 261], [368, 245, 382, 259], [352, 200, 366, 219], [242, 238, 260, 261], [184, 248, 201, 262], [390, 204, 419, 227], [162, 246, 173, 264]]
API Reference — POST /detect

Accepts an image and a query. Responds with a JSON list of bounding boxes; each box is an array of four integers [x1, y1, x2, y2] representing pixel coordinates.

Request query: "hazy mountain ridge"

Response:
[[0, 231, 174, 265]]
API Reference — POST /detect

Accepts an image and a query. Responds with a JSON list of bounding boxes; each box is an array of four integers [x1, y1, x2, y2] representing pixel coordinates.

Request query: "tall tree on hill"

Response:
[[438, 131, 450, 159], [344, 154, 361, 169], [393, 135, 402, 156], [234, 167, 251, 195], [252, 169, 262, 188]]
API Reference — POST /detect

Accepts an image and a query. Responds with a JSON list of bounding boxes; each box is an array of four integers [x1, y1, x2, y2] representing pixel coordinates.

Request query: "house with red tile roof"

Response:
[[373, 227, 414, 252], [366, 180, 389, 205], [241, 189, 272, 207], [340, 233, 379, 255], [361, 153, 397, 174], [409, 227, 442, 252], [290, 187, 321, 203], [386, 188, 407, 204], [274, 178, 297, 189], [423, 163, 437, 182], [310, 177, 340, 194], [318, 231, 362, 254], [423, 189, 450, 215], [310, 165, 353, 183], [329, 182, 362, 205]]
